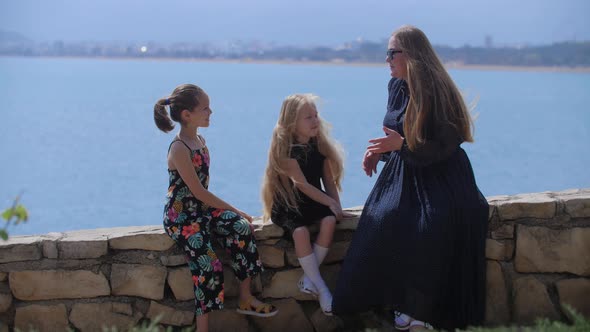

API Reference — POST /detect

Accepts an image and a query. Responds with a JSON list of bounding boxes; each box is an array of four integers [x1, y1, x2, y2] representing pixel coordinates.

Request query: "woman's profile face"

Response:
[[386, 36, 407, 80]]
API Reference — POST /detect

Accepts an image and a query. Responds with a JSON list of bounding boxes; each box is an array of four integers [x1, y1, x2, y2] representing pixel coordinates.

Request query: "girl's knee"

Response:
[[232, 218, 252, 236], [292, 226, 309, 240], [321, 216, 337, 225]]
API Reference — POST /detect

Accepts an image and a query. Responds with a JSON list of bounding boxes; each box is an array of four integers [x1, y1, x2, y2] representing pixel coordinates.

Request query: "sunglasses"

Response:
[[386, 49, 403, 61]]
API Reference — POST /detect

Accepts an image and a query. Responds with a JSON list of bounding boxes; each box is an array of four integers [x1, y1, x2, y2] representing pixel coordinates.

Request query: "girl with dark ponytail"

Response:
[[156, 84, 278, 332]]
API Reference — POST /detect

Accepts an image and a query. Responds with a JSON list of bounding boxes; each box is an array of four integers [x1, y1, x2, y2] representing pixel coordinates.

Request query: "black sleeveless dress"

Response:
[[270, 141, 335, 236], [332, 78, 488, 330]]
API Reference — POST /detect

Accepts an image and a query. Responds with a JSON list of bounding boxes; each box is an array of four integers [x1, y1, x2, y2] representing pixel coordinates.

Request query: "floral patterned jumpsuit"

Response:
[[163, 139, 263, 315]]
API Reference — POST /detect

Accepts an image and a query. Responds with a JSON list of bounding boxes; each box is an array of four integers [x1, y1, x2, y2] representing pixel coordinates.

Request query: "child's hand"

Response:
[[329, 202, 344, 220], [236, 209, 253, 223]]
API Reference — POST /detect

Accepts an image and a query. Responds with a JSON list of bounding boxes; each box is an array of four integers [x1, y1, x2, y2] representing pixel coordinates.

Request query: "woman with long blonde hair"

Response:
[[332, 25, 488, 331], [261, 93, 350, 315]]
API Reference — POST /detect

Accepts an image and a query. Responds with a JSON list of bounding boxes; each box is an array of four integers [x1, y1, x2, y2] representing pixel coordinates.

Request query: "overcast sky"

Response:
[[1, 0, 589, 47]]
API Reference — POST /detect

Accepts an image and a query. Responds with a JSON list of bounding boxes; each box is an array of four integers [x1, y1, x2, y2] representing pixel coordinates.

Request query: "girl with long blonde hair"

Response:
[[261, 93, 350, 315]]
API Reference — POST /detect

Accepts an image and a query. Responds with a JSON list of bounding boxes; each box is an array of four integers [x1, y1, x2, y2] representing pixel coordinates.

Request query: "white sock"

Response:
[[298, 253, 329, 293], [313, 244, 329, 265]]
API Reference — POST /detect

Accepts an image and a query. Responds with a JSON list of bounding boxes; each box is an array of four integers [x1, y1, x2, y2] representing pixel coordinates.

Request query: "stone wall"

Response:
[[0, 189, 589, 332]]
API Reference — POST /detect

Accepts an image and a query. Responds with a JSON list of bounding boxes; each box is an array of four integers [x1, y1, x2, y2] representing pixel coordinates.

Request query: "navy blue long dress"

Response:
[[332, 78, 488, 330]]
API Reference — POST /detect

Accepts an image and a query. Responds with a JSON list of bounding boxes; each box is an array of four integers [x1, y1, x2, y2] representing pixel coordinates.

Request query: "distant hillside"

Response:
[[277, 41, 590, 67], [225, 40, 590, 67], [435, 42, 590, 67], [0, 30, 31, 43], [0, 34, 588, 67]]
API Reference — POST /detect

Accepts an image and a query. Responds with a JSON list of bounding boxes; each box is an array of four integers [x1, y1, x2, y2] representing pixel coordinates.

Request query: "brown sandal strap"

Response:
[[240, 298, 276, 314]]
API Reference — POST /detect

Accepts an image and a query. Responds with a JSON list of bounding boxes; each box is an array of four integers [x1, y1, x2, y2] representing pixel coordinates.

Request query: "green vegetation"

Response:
[[101, 318, 194, 332], [1, 194, 28, 240], [104, 306, 589, 332], [458, 306, 589, 332]]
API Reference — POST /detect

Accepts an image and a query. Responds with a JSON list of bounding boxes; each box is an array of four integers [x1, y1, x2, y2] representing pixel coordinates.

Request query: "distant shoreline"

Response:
[[2, 55, 590, 73]]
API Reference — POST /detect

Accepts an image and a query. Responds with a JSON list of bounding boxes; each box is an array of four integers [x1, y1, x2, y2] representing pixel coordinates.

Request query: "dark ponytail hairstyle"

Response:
[[154, 84, 206, 132]]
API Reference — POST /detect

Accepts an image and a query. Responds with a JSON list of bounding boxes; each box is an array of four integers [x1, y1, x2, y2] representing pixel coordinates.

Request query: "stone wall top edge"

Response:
[[1, 189, 588, 245], [488, 188, 590, 203]]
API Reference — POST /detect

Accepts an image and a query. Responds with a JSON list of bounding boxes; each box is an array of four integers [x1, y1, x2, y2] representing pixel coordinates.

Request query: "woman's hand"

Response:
[[367, 127, 404, 154], [362, 149, 380, 177]]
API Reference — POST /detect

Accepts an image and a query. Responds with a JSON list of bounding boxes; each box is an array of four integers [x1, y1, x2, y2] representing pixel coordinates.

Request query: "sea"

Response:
[[1, 57, 589, 236]]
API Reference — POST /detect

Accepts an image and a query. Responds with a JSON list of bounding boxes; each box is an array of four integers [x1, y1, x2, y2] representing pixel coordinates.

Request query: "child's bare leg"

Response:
[[315, 216, 336, 248], [238, 276, 278, 315], [294, 225, 333, 315], [292, 226, 313, 257], [196, 313, 209, 332], [238, 277, 263, 305], [239, 276, 252, 303]]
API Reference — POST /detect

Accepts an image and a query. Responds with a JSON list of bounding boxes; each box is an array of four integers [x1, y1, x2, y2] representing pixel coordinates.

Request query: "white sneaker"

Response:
[[318, 289, 333, 316], [297, 275, 319, 297], [393, 311, 411, 330]]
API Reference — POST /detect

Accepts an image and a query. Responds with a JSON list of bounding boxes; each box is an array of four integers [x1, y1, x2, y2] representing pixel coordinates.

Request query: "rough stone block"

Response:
[[257, 245, 285, 268], [496, 193, 556, 220], [108, 226, 175, 251], [262, 265, 340, 300], [556, 278, 590, 318], [487, 195, 509, 221], [167, 267, 194, 301], [160, 254, 187, 267], [58, 229, 108, 259], [561, 194, 590, 218], [42, 239, 58, 259], [324, 241, 350, 263], [285, 248, 300, 267], [111, 264, 167, 300], [252, 219, 284, 240], [491, 224, 514, 240], [485, 239, 514, 261], [10, 270, 110, 300], [146, 301, 194, 326], [15, 304, 69, 332], [262, 269, 316, 300], [70, 302, 141, 332], [0, 293, 12, 312], [310, 307, 345, 332], [513, 276, 559, 324], [249, 298, 314, 332], [335, 208, 362, 231], [515, 226, 590, 276], [0, 273, 6, 282], [209, 309, 249, 332], [0, 236, 42, 263], [485, 261, 509, 325]]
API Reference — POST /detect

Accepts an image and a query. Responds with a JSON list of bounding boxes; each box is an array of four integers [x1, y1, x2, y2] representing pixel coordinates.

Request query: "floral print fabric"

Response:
[[163, 140, 263, 315]]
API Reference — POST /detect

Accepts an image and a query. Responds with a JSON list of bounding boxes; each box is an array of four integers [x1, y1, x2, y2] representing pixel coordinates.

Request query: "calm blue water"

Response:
[[1, 57, 589, 236]]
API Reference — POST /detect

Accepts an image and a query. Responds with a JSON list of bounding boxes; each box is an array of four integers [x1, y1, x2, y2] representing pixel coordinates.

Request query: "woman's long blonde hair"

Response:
[[261, 94, 344, 221], [394, 25, 474, 150]]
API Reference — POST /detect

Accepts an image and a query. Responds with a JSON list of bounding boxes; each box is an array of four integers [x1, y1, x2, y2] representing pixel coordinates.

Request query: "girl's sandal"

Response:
[[236, 297, 279, 318]]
